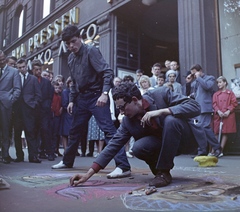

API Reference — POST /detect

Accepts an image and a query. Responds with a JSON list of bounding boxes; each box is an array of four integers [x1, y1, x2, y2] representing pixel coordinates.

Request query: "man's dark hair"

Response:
[[123, 75, 134, 83], [31, 59, 42, 67], [17, 58, 26, 64], [152, 63, 162, 69], [190, 64, 202, 72], [157, 73, 165, 80], [112, 82, 142, 103], [62, 25, 81, 41], [136, 69, 144, 74], [6, 56, 17, 63]]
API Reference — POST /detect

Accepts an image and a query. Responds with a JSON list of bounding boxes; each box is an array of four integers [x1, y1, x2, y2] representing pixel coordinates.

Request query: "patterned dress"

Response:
[[87, 116, 105, 140]]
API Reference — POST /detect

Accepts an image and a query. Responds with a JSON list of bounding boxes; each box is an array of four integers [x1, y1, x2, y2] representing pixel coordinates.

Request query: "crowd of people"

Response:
[[0, 24, 238, 188]]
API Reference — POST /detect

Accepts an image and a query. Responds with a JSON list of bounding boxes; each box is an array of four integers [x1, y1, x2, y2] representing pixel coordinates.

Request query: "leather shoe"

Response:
[[39, 153, 48, 159], [149, 171, 172, 188], [29, 157, 41, 163], [13, 158, 24, 162], [48, 154, 55, 161], [2, 157, 11, 164]]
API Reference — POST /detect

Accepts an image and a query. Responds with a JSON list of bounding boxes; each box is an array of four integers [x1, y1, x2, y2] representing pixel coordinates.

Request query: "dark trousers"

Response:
[[51, 116, 61, 152], [197, 113, 221, 150], [63, 91, 130, 170], [13, 102, 39, 160], [133, 115, 195, 173], [36, 108, 54, 156], [0, 102, 12, 158]]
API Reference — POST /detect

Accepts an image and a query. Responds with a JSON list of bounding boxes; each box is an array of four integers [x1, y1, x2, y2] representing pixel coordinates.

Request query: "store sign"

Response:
[[12, 7, 79, 58], [26, 48, 52, 70]]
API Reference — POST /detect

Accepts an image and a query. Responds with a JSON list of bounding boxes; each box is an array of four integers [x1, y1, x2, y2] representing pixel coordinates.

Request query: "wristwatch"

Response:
[[103, 91, 108, 95]]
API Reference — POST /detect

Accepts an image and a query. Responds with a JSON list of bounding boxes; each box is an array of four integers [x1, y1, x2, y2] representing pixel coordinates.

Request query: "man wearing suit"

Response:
[[149, 63, 161, 87], [32, 59, 55, 161], [68, 82, 201, 188], [13, 59, 42, 163], [0, 50, 21, 164], [190, 64, 222, 157]]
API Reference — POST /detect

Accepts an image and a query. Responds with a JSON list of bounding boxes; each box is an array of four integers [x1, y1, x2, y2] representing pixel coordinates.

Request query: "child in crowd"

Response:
[[156, 74, 165, 87], [54, 75, 64, 88], [59, 77, 72, 154], [51, 81, 63, 157], [212, 76, 238, 157]]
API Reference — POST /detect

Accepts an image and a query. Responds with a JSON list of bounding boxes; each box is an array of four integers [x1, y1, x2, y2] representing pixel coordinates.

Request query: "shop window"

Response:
[[12, 5, 26, 40], [43, 0, 56, 18], [116, 20, 139, 70], [219, 0, 240, 83], [32, 0, 55, 24], [18, 9, 24, 37]]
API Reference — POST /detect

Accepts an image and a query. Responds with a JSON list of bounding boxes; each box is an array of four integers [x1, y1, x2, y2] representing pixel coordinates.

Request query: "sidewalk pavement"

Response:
[[1, 147, 240, 212]]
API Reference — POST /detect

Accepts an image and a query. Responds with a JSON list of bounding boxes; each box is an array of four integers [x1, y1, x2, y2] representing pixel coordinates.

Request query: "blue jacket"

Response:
[[192, 74, 215, 113]]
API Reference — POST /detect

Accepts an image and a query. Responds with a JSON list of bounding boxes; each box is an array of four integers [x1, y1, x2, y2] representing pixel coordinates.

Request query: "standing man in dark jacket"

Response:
[[0, 50, 21, 163], [52, 25, 131, 179], [13, 59, 42, 163], [32, 59, 55, 161], [69, 82, 201, 188]]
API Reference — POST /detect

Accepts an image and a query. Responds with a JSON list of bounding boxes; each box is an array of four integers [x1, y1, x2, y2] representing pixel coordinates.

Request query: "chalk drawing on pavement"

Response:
[[121, 177, 240, 211], [56, 180, 142, 202], [8, 172, 240, 211]]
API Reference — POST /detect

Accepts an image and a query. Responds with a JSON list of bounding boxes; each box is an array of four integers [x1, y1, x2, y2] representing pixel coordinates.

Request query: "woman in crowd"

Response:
[[212, 76, 238, 157], [139, 75, 154, 95]]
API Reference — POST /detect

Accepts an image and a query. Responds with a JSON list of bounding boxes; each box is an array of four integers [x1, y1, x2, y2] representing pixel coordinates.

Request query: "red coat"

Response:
[[51, 93, 62, 117], [212, 89, 238, 134]]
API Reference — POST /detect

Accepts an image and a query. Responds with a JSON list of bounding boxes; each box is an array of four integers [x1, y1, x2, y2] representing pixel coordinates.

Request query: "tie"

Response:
[[23, 74, 26, 86], [0, 68, 2, 78]]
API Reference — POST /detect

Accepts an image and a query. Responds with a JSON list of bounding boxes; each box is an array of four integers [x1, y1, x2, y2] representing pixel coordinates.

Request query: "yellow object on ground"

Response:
[[193, 156, 218, 167]]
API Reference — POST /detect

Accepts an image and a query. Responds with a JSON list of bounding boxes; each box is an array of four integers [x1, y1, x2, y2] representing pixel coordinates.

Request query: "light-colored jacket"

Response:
[[0, 65, 21, 108]]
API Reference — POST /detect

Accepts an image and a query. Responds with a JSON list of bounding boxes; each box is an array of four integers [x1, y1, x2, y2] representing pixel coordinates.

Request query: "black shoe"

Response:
[[76, 152, 80, 156], [212, 147, 222, 157], [86, 153, 93, 157], [149, 171, 172, 188], [39, 153, 48, 159], [13, 158, 24, 162], [81, 153, 86, 157], [29, 157, 42, 163], [48, 154, 55, 161], [2, 157, 11, 164]]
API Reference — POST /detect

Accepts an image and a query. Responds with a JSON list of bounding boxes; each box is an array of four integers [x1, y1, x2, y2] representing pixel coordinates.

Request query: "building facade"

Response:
[[0, 0, 240, 153]]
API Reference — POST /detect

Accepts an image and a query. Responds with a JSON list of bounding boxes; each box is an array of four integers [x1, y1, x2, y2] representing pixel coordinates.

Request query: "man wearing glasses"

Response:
[[69, 82, 201, 188]]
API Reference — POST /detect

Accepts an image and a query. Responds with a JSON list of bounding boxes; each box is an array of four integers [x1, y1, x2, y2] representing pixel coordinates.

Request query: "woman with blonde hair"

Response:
[[139, 75, 154, 94]]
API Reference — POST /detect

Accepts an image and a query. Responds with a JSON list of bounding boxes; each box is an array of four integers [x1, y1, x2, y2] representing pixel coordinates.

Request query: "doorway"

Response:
[[114, 0, 178, 76]]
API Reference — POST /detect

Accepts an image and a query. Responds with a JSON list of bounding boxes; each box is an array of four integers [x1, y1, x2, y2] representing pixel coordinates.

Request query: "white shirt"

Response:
[[20, 72, 29, 85]]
